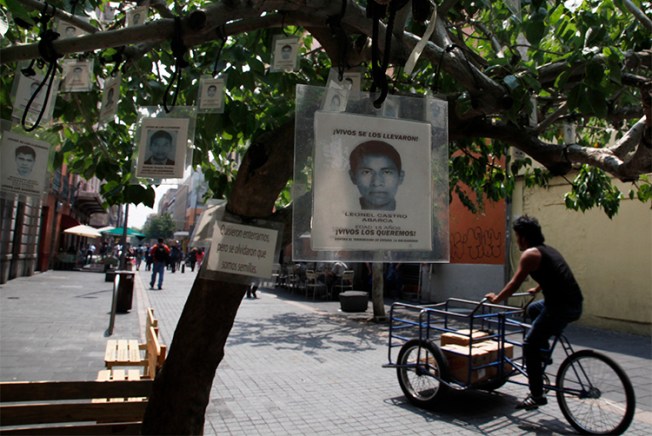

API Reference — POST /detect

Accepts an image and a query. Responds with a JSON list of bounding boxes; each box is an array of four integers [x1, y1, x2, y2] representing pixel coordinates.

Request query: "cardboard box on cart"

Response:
[[441, 341, 514, 384], [440, 329, 491, 346]]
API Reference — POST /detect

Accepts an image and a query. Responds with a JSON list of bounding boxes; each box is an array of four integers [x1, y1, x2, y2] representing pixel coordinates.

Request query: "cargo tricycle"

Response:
[[383, 296, 635, 435]]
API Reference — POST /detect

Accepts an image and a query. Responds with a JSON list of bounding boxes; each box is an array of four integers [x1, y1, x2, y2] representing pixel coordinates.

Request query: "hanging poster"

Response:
[[61, 59, 93, 92], [270, 35, 299, 72], [11, 70, 59, 123], [0, 131, 50, 197], [126, 6, 148, 27], [55, 19, 88, 39], [311, 111, 432, 251], [327, 68, 362, 95], [206, 221, 279, 279], [135, 117, 189, 179], [197, 76, 226, 113], [99, 74, 120, 122], [323, 86, 349, 113]]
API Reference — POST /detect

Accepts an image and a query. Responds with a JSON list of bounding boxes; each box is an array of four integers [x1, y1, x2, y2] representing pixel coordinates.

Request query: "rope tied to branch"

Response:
[[163, 17, 189, 113], [326, 0, 348, 81], [367, 0, 409, 108], [211, 26, 228, 77], [22, 3, 61, 132]]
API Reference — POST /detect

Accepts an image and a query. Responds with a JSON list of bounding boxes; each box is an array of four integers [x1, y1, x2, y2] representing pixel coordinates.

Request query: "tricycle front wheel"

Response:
[[396, 339, 450, 408], [556, 350, 635, 435]]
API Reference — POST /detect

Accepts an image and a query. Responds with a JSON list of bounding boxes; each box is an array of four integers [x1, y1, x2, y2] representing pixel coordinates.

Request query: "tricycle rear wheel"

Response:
[[396, 339, 450, 408]]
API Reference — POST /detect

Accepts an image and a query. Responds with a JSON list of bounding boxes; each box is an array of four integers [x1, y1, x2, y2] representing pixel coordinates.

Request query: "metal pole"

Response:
[[105, 273, 119, 337], [119, 204, 129, 270]]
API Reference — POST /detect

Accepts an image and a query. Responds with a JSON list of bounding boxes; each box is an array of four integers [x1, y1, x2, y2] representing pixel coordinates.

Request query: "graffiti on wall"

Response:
[[451, 226, 503, 263]]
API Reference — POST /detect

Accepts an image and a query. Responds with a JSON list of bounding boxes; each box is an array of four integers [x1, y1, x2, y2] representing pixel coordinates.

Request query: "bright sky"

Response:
[[129, 185, 175, 229]]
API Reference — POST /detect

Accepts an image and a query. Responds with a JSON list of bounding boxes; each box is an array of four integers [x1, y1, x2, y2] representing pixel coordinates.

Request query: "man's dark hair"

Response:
[[513, 215, 545, 246], [349, 140, 402, 173], [150, 130, 172, 145], [15, 145, 36, 158], [157, 238, 164, 243]]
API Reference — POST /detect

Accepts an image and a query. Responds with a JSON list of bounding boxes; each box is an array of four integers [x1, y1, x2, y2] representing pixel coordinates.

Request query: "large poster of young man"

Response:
[[311, 111, 432, 251], [1, 131, 50, 197], [135, 117, 189, 179]]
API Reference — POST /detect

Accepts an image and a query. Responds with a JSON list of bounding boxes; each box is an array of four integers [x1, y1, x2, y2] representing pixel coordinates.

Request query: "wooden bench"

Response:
[[0, 378, 153, 435], [104, 308, 166, 378]]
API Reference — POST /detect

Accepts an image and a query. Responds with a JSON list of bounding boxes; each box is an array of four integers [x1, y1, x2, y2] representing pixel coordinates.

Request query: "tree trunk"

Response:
[[371, 262, 386, 321], [142, 122, 295, 434], [142, 278, 246, 434]]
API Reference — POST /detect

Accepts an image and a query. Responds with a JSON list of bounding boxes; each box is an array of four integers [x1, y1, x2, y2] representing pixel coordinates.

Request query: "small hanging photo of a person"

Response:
[[144, 130, 175, 165], [281, 44, 293, 60], [15, 145, 36, 177], [348, 140, 404, 211], [329, 93, 342, 111]]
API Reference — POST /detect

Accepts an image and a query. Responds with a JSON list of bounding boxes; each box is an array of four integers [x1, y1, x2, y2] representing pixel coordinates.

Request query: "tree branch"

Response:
[[16, 0, 98, 34], [618, 0, 652, 33], [454, 114, 651, 181]]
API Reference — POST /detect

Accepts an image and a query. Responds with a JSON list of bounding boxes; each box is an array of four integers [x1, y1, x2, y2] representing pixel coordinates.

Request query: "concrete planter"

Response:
[[339, 290, 368, 312]]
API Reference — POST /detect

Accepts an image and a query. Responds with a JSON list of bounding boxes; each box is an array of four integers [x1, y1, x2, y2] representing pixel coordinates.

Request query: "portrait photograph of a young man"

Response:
[[311, 111, 432, 251], [198, 77, 225, 112], [136, 117, 189, 179], [271, 36, 299, 72], [1, 131, 50, 197]]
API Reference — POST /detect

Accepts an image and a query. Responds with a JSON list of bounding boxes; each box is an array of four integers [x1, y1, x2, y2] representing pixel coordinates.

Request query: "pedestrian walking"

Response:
[[144, 244, 152, 271], [246, 282, 258, 299], [149, 238, 170, 290]]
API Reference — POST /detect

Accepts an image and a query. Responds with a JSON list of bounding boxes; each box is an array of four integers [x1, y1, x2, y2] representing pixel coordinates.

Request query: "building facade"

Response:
[[0, 163, 111, 283]]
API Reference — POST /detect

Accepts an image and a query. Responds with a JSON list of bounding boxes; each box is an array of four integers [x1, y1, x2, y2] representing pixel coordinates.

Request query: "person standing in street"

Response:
[[195, 247, 205, 270], [149, 238, 170, 290], [485, 215, 583, 410]]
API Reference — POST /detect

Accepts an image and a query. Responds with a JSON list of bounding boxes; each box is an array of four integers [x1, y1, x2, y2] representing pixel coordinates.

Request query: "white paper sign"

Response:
[[11, 71, 59, 123], [61, 59, 93, 93], [270, 36, 299, 72], [207, 221, 279, 278], [126, 6, 148, 27], [311, 112, 432, 251], [198, 76, 226, 112], [55, 19, 88, 39], [327, 69, 362, 95], [1, 131, 50, 196], [99, 74, 120, 122], [136, 117, 189, 179]]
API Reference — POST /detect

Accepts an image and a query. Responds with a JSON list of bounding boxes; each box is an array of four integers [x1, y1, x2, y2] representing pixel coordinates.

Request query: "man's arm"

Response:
[[486, 248, 541, 303]]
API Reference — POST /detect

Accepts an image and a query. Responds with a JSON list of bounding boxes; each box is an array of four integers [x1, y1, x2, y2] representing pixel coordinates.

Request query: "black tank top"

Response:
[[530, 245, 583, 318]]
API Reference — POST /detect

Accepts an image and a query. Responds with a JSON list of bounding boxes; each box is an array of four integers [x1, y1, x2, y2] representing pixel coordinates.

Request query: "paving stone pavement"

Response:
[[1, 268, 651, 435]]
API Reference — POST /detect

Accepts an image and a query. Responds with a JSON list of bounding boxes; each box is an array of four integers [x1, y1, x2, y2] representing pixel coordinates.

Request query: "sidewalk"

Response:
[[2, 269, 651, 435]]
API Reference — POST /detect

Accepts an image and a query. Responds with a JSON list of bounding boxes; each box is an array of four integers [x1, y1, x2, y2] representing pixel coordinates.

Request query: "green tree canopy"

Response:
[[1, 1, 650, 432], [1, 0, 650, 216], [141, 212, 176, 241]]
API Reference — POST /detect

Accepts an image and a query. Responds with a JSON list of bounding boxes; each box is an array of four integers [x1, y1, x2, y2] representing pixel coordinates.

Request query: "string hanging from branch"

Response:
[[211, 26, 228, 78], [22, 2, 61, 132], [163, 16, 189, 113], [367, 0, 409, 108], [326, 0, 348, 81]]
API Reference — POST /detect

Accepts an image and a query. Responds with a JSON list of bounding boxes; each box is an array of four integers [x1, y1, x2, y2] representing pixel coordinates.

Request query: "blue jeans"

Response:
[[150, 261, 165, 289], [524, 300, 575, 397]]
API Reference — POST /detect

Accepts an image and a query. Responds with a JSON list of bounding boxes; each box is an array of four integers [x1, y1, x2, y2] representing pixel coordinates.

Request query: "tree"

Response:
[[142, 212, 176, 241], [1, 0, 650, 432]]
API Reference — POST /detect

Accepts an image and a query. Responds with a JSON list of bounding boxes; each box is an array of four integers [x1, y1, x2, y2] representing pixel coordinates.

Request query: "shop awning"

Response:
[[75, 191, 106, 216]]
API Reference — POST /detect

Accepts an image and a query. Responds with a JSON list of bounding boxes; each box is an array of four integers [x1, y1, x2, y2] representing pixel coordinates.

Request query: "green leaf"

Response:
[[4, 0, 35, 27]]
